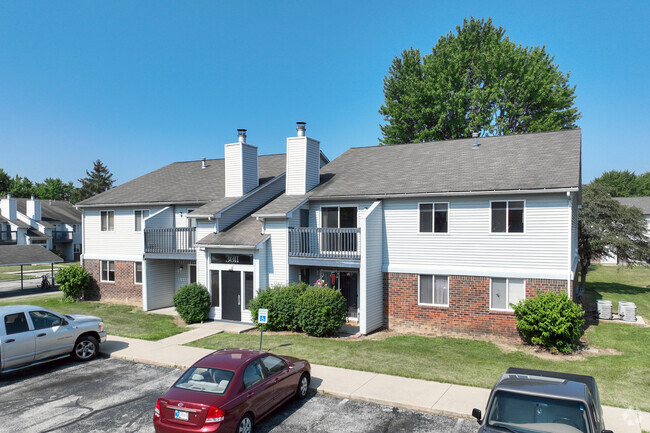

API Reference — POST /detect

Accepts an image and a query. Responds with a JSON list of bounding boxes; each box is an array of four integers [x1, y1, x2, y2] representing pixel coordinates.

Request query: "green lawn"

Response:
[[0, 262, 76, 281], [188, 264, 650, 412], [0, 293, 188, 341]]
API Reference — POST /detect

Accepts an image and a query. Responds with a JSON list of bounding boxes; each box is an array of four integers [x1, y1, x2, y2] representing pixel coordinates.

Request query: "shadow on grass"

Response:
[[587, 282, 650, 297]]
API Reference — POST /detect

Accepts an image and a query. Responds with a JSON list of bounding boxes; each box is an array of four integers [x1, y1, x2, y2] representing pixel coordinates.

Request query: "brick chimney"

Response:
[[286, 122, 320, 195], [225, 129, 259, 197]]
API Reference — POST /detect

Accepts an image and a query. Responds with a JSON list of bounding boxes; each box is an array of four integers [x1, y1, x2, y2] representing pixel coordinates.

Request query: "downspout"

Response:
[[567, 192, 572, 299]]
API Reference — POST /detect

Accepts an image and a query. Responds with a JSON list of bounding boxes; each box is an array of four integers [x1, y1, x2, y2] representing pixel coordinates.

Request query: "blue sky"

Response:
[[1, 1, 648, 187]]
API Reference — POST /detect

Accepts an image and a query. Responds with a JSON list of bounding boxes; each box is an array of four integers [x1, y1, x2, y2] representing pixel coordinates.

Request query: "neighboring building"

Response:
[[599, 196, 650, 265], [78, 125, 581, 340], [0, 195, 81, 261]]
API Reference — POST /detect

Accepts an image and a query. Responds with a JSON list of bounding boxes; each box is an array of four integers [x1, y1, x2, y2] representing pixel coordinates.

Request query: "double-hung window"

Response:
[[419, 203, 448, 233], [134, 262, 143, 284], [100, 211, 114, 232], [134, 210, 150, 231], [490, 278, 525, 311], [101, 260, 115, 282], [419, 275, 449, 306], [491, 201, 524, 233]]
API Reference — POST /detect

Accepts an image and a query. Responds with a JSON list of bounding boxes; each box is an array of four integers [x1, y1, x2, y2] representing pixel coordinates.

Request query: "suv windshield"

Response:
[[487, 391, 590, 433], [174, 367, 234, 395]]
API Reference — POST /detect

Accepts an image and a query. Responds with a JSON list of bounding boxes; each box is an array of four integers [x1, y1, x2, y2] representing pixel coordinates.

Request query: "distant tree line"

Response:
[[0, 159, 115, 204], [591, 170, 650, 197]]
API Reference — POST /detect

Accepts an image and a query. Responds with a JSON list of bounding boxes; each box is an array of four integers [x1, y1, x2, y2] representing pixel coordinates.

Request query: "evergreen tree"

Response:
[[8, 175, 35, 198], [73, 160, 115, 203], [34, 178, 76, 201], [592, 170, 650, 197], [379, 17, 580, 144], [0, 169, 10, 195]]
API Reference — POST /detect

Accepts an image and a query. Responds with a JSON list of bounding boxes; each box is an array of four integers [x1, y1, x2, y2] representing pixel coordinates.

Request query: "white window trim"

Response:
[[489, 200, 526, 235], [100, 260, 115, 283], [134, 262, 143, 285], [100, 210, 115, 232], [417, 274, 449, 307], [489, 277, 526, 312], [418, 201, 450, 234], [134, 209, 150, 232]]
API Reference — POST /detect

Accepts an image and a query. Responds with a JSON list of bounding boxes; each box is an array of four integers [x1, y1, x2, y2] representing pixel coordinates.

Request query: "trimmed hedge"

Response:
[[297, 286, 347, 337], [513, 290, 585, 354], [173, 283, 211, 324]]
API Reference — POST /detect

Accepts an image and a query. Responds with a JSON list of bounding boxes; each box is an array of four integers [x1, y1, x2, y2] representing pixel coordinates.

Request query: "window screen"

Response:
[[419, 204, 433, 232], [419, 275, 433, 304], [491, 202, 507, 232], [434, 203, 448, 233], [211, 270, 220, 307], [244, 272, 254, 309], [508, 201, 524, 233], [434, 276, 449, 305], [491, 278, 507, 309]]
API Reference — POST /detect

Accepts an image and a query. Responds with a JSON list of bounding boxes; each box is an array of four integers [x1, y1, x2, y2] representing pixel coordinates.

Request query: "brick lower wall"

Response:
[[84, 259, 142, 306], [383, 273, 568, 340]]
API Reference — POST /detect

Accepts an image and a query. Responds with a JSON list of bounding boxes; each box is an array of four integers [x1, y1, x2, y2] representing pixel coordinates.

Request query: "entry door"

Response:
[[340, 272, 358, 319], [221, 271, 241, 321]]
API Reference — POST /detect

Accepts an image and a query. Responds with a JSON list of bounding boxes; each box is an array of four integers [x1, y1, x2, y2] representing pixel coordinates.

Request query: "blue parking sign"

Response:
[[258, 308, 269, 324]]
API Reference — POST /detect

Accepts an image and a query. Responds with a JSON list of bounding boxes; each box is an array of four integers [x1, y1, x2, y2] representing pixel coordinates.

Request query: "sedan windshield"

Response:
[[487, 391, 590, 433], [174, 367, 234, 395]]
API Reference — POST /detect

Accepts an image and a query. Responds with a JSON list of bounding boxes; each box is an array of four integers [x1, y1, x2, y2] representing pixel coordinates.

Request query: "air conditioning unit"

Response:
[[619, 302, 637, 323], [596, 300, 612, 320]]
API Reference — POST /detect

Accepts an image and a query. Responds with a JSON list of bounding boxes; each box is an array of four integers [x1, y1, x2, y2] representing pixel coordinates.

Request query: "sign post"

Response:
[[258, 309, 268, 351]]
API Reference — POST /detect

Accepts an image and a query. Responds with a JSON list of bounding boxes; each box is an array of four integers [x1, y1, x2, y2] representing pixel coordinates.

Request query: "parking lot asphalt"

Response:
[[0, 356, 477, 433]]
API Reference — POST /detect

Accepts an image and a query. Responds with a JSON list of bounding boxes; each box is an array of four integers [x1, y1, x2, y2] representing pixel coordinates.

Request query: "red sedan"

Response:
[[153, 349, 311, 433]]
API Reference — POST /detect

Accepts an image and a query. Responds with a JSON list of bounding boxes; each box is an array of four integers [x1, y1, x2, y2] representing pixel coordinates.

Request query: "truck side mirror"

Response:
[[472, 408, 482, 423]]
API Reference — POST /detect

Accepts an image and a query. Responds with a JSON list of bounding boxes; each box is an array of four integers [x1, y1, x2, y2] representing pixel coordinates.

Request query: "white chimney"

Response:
[[225, 129, 259, 197], [286, 122, 320, 195], [0, 195, 17, 220], [27, 196, 42, 220]]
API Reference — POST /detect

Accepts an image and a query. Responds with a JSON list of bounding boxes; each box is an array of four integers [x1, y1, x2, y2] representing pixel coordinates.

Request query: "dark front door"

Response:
[[221, 271, 241, 321], [340, 272, 358, 319]]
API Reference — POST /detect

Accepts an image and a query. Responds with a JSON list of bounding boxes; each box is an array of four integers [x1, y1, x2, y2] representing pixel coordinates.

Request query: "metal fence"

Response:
[[289, 227, 361, 260], [144, 227, 196, 253]]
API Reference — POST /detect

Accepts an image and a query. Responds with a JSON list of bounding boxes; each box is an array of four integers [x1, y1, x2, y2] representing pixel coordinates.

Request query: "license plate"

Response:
[[174, 410, 189, 421]]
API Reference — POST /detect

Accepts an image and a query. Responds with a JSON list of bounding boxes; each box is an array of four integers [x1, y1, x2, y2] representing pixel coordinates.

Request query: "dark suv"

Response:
[[472, 368, 612, 433]]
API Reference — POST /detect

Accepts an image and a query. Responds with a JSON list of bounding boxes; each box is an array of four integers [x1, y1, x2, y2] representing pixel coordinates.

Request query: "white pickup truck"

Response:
[[0, 305, 107, 373]]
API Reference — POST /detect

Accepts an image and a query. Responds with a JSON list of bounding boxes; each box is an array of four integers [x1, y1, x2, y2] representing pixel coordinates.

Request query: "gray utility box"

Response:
[[597, 300, 613, 320]]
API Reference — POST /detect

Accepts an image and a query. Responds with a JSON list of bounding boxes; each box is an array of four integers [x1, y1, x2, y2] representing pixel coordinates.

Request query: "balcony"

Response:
[[0, 231, 17, 245], [52, 230, 73, 243], [145, 227, 196, 254], [289, 227, 361, 260]]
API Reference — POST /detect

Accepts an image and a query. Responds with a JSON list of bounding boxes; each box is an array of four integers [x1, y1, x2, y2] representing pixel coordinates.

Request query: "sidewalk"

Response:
[[99, 326, 649, 433]]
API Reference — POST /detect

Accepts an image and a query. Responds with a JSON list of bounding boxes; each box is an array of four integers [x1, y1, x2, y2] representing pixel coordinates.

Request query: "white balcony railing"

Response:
[[289, 227, 361, 260], [144, 227, 196, 254]]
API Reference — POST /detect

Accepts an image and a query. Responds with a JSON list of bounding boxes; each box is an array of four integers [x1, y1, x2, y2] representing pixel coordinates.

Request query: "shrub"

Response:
[[297, 286, 347, 337], [249, 286, 281, 331], [173, 283, 211, 324], [273, 282, 309, 331], [513, 290, 585, 354], [55, 264, 90, 302]]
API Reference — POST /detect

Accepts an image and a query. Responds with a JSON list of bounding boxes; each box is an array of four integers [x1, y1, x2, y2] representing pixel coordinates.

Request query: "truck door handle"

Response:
[[37, 333, 47, 337], [5, 339, 15, 343]]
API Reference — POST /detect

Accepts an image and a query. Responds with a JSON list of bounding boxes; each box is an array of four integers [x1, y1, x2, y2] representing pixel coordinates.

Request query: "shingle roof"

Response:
[[26, 228, 50, 240], [0, 245, 64, 266], [16, 199, 81, 225], [615, 197, 650, 215], [195, 216, 268, 248], [255, 129, 582, 217], [77, 154, 287, 207]]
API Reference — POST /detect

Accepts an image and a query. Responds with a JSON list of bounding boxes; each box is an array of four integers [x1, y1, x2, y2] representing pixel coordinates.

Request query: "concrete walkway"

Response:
[[99, 325, 649, 433]]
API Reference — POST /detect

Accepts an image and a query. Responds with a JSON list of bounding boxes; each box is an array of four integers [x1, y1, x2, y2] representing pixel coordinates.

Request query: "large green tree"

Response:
[[8, 175, 35, 198], [592, 170, 650, 197], [0, 169, 10, 195], [578, 183, 650, 289], [72, 159, 115, 203], [34, 178, 76, 201], [379, 17, 580, 144]]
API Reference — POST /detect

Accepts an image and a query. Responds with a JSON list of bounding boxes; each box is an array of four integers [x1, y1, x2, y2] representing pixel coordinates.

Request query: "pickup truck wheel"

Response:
[[72, 335, 99, 362]]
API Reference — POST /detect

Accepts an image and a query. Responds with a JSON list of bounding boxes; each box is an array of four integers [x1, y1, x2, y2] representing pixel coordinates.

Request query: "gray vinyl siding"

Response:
[[145, 259, 175, 310], [146, 207, 173, 228], [242, 143, 259, 195], [305, 137, 320, 192], [265, 219, 288, 286], [360, 201, 383, 334], [219, 176, 286, 231], [383, 193, 570, 278], [196, 220, 215, 244]]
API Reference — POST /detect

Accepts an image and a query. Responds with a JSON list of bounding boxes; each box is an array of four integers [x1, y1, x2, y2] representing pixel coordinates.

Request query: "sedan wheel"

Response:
[[72, 336, 99, 362], [237, 413, 253, 433], [296, 373, 310, 399]]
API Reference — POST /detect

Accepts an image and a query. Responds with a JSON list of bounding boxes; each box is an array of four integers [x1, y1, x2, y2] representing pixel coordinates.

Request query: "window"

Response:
[[244, 272, 253, 309], [29, 310, 64, 329], [101, 260, 115, 282], [74, 244, 81, 254], [243, 360, 265, 389], [174, 367, 234, 395], [134, 262, 143, 284], [100, 211, 114, 231], [419, 203, 448, 233], [260, 355, 286, 376], [134, 210, 149, 231], [491, 201, 524, 233], [321, 206, 357, 251], [419, 275, 449, 306], [73, 224, 78, 233], [300, 209, 309, 227], [210, 270, 220, 307], [4, 312, 30, 335], [490, 278, 525, 311]]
